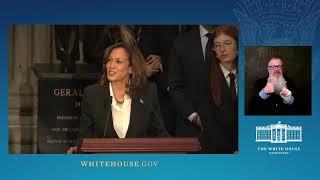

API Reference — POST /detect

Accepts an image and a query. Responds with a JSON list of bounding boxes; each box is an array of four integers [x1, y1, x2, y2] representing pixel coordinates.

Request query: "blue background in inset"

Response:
[[1, 0, 320, 179]]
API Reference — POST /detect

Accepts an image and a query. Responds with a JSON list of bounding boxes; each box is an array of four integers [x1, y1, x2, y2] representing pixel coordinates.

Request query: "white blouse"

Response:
[[109, 83, 132, 138]]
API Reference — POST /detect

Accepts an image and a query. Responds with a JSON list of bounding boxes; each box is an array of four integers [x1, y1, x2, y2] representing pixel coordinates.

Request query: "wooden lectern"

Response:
[[78, 138, 201, 153]]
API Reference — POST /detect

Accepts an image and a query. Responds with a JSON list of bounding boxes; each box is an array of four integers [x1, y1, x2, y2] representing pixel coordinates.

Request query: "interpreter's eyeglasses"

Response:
[[268, 65, 283, 70], [212, 41, 234, 51]]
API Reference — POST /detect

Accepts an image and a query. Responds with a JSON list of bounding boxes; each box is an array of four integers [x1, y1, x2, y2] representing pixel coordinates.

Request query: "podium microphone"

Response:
[[103, 96, 112, 137]]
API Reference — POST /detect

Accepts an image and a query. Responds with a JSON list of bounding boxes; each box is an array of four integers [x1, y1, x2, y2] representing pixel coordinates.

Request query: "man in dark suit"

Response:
[[250, 56, 297, 115], [138, 25, 179, 136], [168, 25, 216, 138]]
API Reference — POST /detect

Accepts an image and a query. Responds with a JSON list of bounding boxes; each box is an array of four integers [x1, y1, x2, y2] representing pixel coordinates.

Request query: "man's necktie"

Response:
[[205, 33, 213, 63], [229, 72, 236, 101]]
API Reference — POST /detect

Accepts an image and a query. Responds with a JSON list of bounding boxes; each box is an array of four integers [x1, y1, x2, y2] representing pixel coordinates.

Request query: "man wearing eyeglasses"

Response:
[[252, 55, 296, 115]]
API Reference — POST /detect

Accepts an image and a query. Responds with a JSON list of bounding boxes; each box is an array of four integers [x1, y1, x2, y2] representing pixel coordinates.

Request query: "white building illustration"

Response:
[[256, 121, 302, 143]]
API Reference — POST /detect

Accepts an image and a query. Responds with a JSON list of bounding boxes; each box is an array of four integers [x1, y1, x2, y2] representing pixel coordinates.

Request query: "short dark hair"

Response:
[[268, 55, 285, 63]]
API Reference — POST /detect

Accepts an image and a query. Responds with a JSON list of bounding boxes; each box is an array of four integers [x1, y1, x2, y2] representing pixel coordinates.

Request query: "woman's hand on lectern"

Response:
[[67, 146, 78, 154]]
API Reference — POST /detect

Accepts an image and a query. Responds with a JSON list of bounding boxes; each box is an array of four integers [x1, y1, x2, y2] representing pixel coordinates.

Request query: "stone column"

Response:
[[9, 25, 53, 153]]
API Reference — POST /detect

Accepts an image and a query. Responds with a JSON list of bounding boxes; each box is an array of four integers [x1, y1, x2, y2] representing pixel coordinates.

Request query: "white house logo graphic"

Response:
[[233, 0, 320, 45], [256, 121, 302, 143]]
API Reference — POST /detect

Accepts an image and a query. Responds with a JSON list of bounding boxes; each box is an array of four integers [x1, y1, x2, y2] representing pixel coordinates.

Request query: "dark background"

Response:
[[245, 46, 312, 115]]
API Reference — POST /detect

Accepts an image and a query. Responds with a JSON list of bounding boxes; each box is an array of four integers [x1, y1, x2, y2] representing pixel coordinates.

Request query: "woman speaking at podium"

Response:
[[68, 42, 169, 153]]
